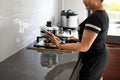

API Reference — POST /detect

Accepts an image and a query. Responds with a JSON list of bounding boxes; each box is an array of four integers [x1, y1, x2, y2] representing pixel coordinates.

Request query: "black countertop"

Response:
[[106, 36, 120, 44], [0, 48, 79, 80]]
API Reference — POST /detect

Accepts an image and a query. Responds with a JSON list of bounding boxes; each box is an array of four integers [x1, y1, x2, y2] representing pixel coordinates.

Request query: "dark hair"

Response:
[[101, 0, 103, 2]]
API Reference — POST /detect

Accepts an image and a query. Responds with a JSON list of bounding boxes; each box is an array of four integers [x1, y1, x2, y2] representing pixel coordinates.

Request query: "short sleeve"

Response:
[[85, 14, 102, 33]]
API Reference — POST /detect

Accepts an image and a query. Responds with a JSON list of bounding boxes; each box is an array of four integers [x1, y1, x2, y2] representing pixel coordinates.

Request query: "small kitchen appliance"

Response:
[[61, 9, 78, 28]]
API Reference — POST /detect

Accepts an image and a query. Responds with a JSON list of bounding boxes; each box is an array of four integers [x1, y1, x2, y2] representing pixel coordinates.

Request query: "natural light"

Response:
[[103, 0, 120, 36]]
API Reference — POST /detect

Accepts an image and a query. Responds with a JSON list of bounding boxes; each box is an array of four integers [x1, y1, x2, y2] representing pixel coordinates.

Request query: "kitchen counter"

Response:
[[25, 36, 81, 80], [0, 47, 79, 80], [106, 36, 120, 44], [0, 28, 78, 80], [24, 28, 82, 80], [0, 33, 80, 80]]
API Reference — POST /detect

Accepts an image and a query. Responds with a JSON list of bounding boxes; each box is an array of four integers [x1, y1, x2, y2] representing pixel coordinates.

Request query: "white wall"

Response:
[[62, 0, 87, 23], [0, 0, 61, 62]]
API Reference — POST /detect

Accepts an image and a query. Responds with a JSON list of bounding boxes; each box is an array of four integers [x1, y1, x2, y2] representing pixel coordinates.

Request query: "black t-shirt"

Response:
[[78, 10, 109, 55]]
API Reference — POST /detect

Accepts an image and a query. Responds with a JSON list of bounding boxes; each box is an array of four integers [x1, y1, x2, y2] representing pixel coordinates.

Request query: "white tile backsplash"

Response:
[[0, 0, 60, 62]]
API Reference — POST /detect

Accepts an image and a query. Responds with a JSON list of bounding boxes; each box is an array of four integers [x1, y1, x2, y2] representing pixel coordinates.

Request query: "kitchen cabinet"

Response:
[[103, 43, 120, 80]]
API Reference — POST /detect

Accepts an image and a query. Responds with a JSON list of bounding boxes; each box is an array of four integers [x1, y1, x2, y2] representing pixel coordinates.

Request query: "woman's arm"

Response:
[[46, 29, 98, 52], [61, 29, 98, 52]]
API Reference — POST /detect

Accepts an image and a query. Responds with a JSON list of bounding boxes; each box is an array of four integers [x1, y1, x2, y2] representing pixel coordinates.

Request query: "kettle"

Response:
[[61, 10, 78, 28]]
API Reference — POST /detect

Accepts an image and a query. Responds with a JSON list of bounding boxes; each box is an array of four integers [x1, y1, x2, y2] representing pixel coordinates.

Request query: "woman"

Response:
[[45, 0, 109, 80]]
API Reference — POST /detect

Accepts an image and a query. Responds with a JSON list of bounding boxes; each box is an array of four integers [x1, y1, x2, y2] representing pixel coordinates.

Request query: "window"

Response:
[[103, 0, 120, 36]]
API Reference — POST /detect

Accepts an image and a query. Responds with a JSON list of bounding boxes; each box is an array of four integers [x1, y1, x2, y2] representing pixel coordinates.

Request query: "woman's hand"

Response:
[[45, 31, 60, 48]]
